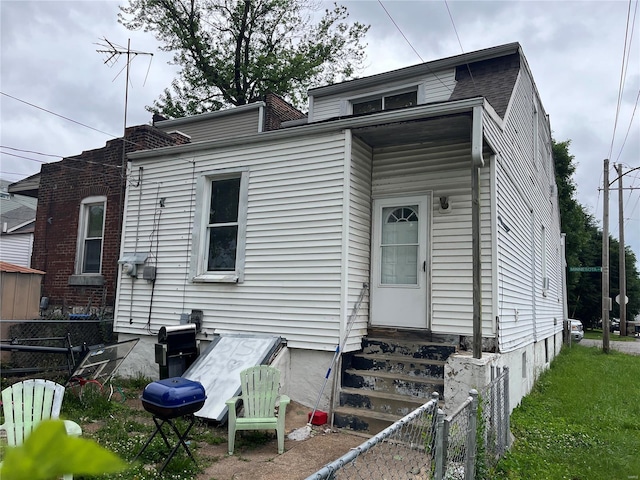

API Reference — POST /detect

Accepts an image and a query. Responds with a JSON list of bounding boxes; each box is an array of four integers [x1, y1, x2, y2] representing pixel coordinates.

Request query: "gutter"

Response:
[[129, 97, 486, 160]]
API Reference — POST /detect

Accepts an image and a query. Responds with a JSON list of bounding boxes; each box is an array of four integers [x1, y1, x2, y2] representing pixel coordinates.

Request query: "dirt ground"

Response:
[[193, 401, 365, 480]]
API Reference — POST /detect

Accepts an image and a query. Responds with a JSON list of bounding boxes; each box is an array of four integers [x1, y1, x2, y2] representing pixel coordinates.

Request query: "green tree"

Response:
[[119, 0, 369, 118], [553, 140, 640, 329]]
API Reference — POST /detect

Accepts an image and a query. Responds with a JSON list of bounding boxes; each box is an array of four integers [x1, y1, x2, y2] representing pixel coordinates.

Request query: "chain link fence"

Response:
[[307, 393, 441, 480], [307, 368, 510, 480], [477, 367, 510, 475], [0, 319, 115, 382]]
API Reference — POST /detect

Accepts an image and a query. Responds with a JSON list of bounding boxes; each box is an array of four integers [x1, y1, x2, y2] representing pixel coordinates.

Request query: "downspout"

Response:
[[471, 105, 485, 359]]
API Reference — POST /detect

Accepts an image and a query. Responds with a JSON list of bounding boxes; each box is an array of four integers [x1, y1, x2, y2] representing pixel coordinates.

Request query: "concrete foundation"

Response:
[[115, 332, 333, 410], [444, 352, 500, 412], [445, 331, 563, 414]]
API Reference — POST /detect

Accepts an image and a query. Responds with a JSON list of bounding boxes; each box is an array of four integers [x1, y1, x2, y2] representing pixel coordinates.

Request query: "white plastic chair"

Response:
[[0, 379, 82, 479]]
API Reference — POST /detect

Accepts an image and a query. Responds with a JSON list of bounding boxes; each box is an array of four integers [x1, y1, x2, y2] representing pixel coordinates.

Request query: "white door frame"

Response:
[[370, 194, 431, 329]]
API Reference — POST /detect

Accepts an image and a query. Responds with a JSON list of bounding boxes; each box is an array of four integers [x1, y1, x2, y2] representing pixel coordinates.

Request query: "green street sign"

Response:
[[569, 266, 602, 272]]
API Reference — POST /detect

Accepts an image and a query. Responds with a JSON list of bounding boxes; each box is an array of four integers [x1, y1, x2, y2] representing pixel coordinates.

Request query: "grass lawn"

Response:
[[584, 329, 638, 342], [493, 345, 640, 480]]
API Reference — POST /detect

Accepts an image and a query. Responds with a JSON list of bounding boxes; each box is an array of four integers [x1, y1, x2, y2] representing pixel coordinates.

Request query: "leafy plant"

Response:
[[0, 420, 127, 480]]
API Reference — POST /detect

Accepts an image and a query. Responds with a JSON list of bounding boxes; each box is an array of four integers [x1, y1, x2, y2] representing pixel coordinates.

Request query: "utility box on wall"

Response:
[[0, 262, 44, 320]]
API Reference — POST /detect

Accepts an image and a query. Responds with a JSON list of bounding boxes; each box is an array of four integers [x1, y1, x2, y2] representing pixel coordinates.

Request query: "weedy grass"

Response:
[[58, 377, 226, 480], [493, 345, 640, 480]]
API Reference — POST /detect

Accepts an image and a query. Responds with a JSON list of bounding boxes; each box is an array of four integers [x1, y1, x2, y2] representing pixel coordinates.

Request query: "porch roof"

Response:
[[128, 97, 489, 160]]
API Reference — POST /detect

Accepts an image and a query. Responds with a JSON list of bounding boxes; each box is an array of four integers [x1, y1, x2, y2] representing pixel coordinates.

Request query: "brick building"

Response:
[[27, 125, 189, 316]]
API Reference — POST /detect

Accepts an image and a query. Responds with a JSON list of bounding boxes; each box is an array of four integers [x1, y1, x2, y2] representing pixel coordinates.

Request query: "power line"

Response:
[[376, 1, 453, 93], [0, 91, 156, 153], [0, 151, 124, 181], [0, 146, 63, 159], [444, 0, 465, 54], [0, 91, 120, 138], [608, 0, 636, 159], [614, 89, 640, 163], [377, 0, 423, 62]]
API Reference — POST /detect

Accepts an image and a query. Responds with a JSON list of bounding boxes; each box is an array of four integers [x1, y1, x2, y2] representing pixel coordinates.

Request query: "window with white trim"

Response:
[[76, 196, 106, 274], [191, 169, 249, 283], [352, 89, 417, 115]]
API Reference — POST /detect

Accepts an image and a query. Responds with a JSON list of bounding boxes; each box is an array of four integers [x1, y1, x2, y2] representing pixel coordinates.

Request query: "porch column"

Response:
[[471, 106, 484, 359]]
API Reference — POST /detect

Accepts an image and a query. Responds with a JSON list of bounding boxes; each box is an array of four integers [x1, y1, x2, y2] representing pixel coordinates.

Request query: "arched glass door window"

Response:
[[380, 206, 419, 285]]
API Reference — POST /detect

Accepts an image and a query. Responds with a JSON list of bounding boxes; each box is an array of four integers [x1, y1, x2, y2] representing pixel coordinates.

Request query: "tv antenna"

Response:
[[95, 38, 153, 139]]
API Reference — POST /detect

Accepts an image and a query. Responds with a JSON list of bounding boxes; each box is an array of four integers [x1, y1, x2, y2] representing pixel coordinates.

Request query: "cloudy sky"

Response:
[[1, 0, 639, 268]]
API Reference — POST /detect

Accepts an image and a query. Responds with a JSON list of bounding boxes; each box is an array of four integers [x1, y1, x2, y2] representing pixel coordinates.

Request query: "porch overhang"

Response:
[[127, 97, 490, 160]]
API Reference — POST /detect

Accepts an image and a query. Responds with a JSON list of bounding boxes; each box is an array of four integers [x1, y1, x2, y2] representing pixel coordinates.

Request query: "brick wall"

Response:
[[32, 125, 189, 316], [263, 93, 307, 131]]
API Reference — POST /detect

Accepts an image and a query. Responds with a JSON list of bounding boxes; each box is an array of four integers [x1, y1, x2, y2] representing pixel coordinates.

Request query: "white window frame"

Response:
[[75, 196, 106, 275], [349, 86, 419, 115], [190, 168, 249, 283]]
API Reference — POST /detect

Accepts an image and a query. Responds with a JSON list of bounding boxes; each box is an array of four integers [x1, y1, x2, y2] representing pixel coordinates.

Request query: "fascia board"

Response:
[[129, 97, 486, 161]]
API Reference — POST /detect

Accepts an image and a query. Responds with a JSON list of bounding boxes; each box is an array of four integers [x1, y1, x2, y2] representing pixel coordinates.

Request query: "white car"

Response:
[[570, 319, 584, 342]]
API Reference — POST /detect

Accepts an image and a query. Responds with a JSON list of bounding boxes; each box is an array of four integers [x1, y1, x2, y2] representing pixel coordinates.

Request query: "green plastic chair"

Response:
[[0, 379, 82, 480], [226, 365, 290, 455]]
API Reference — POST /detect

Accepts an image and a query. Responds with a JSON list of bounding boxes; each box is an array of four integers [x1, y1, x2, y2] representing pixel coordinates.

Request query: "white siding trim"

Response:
[[341, 131, 352, 345], [490, 155, 499, 335]]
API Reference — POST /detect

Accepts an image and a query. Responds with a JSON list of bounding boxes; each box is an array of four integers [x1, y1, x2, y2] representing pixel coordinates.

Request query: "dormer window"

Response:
[[352, 90, 418, 115]]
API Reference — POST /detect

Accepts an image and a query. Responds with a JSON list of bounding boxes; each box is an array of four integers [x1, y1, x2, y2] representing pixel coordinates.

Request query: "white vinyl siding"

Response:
[[346, 136, 373, 351], [485, 71, 564, 352], [370, 141, 493, 336], [115, 133, 348, 351], [310, 69, 457, 122], [0, 233, 33, 267], [157, 108, 261, 143]]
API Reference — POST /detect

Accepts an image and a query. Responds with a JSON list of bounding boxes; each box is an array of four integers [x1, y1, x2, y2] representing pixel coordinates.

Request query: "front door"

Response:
[[370, 195, 429, 329]]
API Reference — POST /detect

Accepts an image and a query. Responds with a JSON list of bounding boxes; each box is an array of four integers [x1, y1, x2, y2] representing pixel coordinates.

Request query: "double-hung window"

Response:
[[191, 169, 249, 283], [76, 196, 106, 274]]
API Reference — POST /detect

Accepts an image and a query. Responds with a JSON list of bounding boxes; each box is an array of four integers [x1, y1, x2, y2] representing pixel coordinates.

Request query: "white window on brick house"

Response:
[[76, 196, 106, 274], [190, 168, 249, 283]]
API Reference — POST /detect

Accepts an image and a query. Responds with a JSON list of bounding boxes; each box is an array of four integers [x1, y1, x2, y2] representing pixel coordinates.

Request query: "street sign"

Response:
[[568, 266, 602, 272], [615, 295, 629, 305]]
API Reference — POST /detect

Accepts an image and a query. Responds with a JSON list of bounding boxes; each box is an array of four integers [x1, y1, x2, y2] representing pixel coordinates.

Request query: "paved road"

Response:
[[579, 337, 640, 355]]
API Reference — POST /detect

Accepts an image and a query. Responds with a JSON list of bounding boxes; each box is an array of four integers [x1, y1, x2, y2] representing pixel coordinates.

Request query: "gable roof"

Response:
[[0, 261, 44, 274], [309, 42, 521, 97], [1, 180, 37, 232]]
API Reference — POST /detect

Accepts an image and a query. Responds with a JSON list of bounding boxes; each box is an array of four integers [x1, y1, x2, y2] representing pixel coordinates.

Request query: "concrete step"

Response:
[[363, 338, 457, 361], [333, 405, 400, 433], [339, 387, 428, 417], [349, 352, 446, 379], [343, 368, 444, 398]]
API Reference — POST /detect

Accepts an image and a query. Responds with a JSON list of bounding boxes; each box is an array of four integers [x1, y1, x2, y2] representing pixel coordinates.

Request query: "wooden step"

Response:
[[340, 387, 428, 417], [363, 338, 457, 361], [349, 352, 446, 379], [333, 405, 400, 433], [343, 368, 444, 398]]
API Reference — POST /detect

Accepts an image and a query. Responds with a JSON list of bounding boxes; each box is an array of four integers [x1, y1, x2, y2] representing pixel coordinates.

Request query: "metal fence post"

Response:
[[465, 389, 479, 480], [503, 367, 510, 449], [434, 408, 445, 480]]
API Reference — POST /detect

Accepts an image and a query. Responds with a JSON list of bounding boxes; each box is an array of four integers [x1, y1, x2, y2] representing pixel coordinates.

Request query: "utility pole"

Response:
[[602, 159, 610, 353], [616, 163, 626, 337]]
